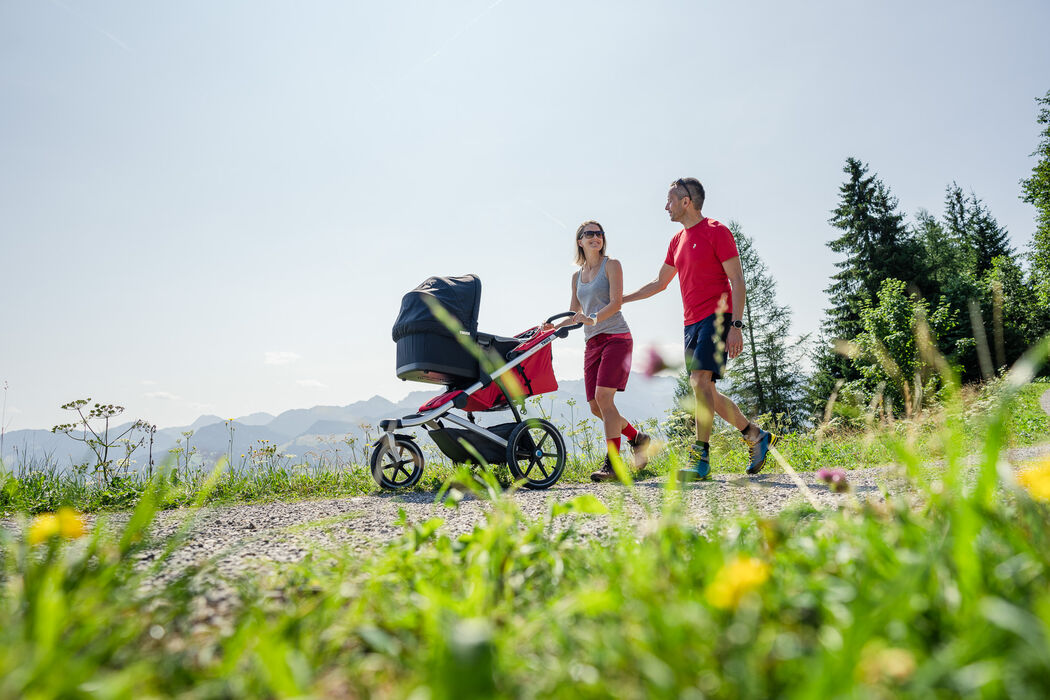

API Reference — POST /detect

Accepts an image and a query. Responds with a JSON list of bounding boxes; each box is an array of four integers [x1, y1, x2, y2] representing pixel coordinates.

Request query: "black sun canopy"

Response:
[[392, 275, 482, 342]]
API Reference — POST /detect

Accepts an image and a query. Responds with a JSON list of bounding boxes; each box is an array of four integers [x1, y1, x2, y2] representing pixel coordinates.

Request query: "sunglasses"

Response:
[[578, 230, 604, 240], [674, 178, 697, 200]]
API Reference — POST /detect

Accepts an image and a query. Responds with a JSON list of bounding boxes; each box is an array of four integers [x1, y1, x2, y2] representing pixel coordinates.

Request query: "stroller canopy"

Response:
[[392, 274, 482, 341]]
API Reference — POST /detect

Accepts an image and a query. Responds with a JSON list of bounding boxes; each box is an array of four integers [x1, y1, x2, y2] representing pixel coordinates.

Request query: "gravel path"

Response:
[[6, 390, 1049, 631], [140, 441, 1050, 584]]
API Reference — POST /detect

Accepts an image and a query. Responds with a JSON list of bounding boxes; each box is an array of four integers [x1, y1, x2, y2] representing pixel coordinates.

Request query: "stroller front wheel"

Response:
[[370, 435, 425, 489], [506, 418, 566, 489]]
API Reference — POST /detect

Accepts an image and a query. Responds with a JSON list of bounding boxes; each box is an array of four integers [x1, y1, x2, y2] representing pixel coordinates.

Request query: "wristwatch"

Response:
[[588, 312, 598, 324], [730, 319, 745, 329]]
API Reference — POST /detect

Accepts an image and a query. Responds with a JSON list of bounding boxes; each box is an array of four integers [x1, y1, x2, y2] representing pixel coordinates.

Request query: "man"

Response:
[[623, 177, 776, 480]]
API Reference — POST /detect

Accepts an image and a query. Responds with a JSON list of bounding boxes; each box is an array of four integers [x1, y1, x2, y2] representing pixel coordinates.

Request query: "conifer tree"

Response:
[[921, 186, 1015, 381], [916, 207, 972, 297], [1020, 90, 1050, 328], [723, 223, 809, 429], [942, 182, 1013, 274], [810, 158, 926, 418], [823, 158, 927, 342]]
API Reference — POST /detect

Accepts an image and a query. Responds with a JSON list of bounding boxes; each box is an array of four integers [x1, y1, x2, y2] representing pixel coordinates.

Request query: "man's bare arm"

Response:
[[721, 256, 746, 359], [623, 263, 676, 304], [721, 256, 746, 321]]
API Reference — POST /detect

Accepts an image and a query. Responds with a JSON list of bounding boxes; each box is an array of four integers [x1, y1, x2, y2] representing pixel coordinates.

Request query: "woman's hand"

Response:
[[541, 321, 555, 332], [572, 312, 594, 326]]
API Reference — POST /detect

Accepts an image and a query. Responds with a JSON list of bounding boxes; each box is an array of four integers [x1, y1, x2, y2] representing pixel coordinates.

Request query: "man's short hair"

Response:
[[672, 177, 705, 211]]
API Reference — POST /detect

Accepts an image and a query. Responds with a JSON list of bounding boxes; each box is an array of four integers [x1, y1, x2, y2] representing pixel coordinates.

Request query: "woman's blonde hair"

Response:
[[574, 220, 606, 266]]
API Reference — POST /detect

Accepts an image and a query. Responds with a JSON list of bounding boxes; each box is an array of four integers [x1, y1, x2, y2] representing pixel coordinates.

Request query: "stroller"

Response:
[[371, 274, 581, 490]]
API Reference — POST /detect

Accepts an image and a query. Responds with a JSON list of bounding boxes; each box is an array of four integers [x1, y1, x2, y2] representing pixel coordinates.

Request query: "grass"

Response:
[[2, 379, 1048, 516], [2, 358, 1050, 697]]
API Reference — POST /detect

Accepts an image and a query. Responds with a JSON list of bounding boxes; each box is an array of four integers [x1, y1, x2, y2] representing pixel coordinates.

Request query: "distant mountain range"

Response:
[[0, 374, 679, 472]]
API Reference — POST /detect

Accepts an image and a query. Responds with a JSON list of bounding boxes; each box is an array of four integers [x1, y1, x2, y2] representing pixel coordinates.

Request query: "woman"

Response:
[[548, 220, 650, 481]]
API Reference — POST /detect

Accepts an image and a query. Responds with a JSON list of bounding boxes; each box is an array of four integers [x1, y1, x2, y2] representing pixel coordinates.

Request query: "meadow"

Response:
[[1, 354, 1049, 696]]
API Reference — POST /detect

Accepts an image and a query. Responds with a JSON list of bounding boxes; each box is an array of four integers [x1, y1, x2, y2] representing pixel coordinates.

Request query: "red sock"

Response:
[[607, 437, 621, 452], [622, 423, 638, 441]]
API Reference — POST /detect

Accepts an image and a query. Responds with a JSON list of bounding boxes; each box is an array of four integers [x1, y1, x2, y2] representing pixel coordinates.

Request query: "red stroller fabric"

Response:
[[462, 339, 558, 412]]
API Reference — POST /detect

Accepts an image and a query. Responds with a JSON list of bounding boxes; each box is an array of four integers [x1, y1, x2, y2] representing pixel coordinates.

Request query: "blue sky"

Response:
[[2, 0, 1048, 432]]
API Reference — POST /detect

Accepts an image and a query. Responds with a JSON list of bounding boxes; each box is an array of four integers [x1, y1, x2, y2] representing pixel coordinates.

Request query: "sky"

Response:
[[2, 0, 1048, 433]]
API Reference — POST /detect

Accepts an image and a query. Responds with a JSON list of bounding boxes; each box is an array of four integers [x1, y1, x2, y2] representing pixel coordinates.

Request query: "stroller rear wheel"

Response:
[[370, 435, 425, 489], [506, 418, 566, 489]]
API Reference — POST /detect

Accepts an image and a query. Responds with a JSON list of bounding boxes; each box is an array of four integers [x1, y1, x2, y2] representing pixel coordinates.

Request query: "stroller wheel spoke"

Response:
[[370, 437, 424, 489], [507, 418, 565, 489]]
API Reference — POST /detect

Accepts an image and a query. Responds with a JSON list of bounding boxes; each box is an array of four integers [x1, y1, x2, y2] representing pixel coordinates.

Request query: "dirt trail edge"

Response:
[[141, 441, 1050, 590]]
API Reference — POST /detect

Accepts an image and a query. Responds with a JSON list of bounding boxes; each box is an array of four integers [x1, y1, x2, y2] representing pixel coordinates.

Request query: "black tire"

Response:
[[370, 435, 425, 489], [505, 418, 566, 489]]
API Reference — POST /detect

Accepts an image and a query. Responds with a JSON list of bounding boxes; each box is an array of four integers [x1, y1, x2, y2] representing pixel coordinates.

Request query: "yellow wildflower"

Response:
[[28, 508, 87, 545], [57, 507, 87, 539], [28, 513, 60, 545], [1017, 457, 1050, 502], [705, 556, 771, 610]]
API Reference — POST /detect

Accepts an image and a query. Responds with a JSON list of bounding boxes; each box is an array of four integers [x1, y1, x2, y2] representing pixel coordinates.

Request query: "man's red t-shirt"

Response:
[[663, 218, 740, 326]]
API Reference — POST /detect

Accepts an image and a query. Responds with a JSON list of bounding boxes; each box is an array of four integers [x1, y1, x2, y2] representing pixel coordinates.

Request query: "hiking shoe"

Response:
[[745, 429, 777, 475], [677, 443, 711, 482], [590, 454, 618, 482], [629, 432, 651, 469]]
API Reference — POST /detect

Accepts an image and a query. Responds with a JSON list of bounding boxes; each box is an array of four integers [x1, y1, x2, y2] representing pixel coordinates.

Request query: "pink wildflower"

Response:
[[817, 468, 850, 493], [642, 346, 670, 378]]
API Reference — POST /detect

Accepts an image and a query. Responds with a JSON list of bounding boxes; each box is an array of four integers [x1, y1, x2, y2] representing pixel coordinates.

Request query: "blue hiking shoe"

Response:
[[745, 429, 777, 475], [678, 443, 711, 482]]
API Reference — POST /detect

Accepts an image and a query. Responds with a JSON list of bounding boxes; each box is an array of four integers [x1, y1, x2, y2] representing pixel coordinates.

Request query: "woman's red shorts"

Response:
[[584, 332, 633, 401]]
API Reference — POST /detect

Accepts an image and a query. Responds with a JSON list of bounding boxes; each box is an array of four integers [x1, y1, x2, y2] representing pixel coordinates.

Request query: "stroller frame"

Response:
[[371, 312, 581, 490]]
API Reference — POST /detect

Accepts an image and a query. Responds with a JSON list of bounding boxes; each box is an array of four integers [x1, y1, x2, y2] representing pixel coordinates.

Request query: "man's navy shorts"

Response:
[[684, 313, 731, 379]]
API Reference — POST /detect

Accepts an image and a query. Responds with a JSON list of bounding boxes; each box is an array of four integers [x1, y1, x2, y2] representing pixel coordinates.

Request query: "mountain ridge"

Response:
[[1, 373, 680, 470]]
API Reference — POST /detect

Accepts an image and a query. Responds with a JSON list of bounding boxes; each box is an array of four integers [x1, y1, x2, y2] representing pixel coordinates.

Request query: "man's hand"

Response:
[[726, 327, 744, 359]]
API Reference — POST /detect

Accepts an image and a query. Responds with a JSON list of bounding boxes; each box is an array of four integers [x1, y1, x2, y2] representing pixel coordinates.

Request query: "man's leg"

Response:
[[713, 390, 756, 437], [677, 369, 716, 481], [690, 369, 717, 443], [692, 371, 775, 477]]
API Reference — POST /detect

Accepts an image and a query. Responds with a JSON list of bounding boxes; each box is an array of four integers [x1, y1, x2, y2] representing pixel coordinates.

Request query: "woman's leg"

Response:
[[594, 386, 624, 443], [589, 399, 628, 433]]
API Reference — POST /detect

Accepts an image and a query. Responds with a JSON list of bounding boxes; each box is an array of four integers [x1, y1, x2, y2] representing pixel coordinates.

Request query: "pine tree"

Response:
[[823, 158, 928, 343], [723, 223, 809, 429], [1020, 90, 1050, 330], [916, 207, 972, 297], [942, 183, 1013, 274], [810, 158, 926, 418], [920, 186, 1015, 381]]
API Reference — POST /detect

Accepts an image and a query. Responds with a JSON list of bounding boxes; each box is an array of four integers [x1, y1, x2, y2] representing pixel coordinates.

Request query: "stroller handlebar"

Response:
[[545, 311, 584, 338]]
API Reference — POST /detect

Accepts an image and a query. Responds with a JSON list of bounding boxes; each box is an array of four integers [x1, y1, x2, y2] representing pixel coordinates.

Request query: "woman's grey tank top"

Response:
[[576, 257, 631, 341]]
